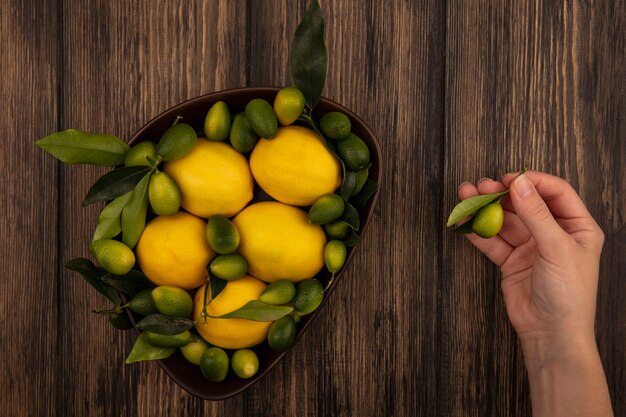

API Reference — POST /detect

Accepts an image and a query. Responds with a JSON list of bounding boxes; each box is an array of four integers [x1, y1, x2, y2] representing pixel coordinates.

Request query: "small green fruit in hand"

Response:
[[156, 122, 197, 161], [91, 238, 135, 275], [292, 279, 324, 316], [336, 133, 370, 171], [231, 349, 259, 379], [180, 333, 210, 365], [148, 171, 181, 216], [206, 215, 240, 254], [204, 101, 231, 141], [259, 280, 296, 305], [320, 111, 351, 140], [273, 87, 306, 125], [151, 285, 193, 318], [144, 330, 191, 348], [127, 288, 158, 316], [125, 141, 157, 167], [245, 98, 278, 139], [230, 113, 258, 153], [267, 315, 297, 352], [209, 254, 248, 281], [471, 201, 504, 238], [308, 194, 345, 224], [200, 347, 230, 382]]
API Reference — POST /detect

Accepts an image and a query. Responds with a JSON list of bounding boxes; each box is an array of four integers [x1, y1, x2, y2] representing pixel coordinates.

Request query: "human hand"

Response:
[[458, 171, 613, 417], [457, 171, 604, 348]]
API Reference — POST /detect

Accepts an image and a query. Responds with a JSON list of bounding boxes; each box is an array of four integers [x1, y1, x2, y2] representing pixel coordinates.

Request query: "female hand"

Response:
[[458, 171, 613, 417]]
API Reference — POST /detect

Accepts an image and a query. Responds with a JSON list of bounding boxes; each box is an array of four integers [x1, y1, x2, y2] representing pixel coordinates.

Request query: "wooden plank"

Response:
[[0, 2, 60, 417], [444, 1, 626, 415], [244, 1, 446, 416], [569, 1, 626, 412], [59, 1, 246, 415]]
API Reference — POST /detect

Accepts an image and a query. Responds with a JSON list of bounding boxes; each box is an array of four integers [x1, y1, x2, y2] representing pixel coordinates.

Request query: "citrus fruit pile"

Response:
[[39, 86, 378, 383]]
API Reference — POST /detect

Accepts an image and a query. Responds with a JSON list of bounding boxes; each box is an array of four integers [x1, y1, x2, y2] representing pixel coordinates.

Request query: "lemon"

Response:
[[308, 194, 345, 224], [209, 254, 248, 281], [164, 139, 253, 218], [148, 171, 181, 216], [136, 212, 215, 290], [152, 285, 194, 318], [156, 122, 197, 161], [267, 316, 296, 352], [200, 347, 229, 382], [259, 280, 296, 305], [144, 330, 191, 348], [245, 98, 278, 139], [125, 141, 157, 167], [293, 279, 324, 315], [471, 201, 504, 238], [127, 288, 158, 316], [249, 126, 342, 206], [91, 239, 135, 275], [273, 87, 305, 125], [320, 111, 351, 140], [204, 101, 231, 141], [193, 276, 271, 349], [180, 333, 210, 365], [233, 202, 326, 283], [231, 349, 259, 379]]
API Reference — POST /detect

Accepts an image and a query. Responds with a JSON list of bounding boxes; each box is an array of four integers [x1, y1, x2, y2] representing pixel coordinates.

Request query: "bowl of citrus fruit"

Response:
[[36, 1, 380, 400]]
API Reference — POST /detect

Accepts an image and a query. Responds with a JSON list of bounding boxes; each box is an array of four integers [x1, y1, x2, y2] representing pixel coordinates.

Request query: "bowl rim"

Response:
[[127, 86, 382, 400]]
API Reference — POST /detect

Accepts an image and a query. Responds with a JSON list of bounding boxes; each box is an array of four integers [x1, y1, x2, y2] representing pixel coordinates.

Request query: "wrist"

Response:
[[520, 330, 599, 373]]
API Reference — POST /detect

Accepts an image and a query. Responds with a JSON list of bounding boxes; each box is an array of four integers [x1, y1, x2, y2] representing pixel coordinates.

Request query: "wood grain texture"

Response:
[[1, 0, 624, 416], [0, 2, 60, 417], [444, 1, 625, 415]]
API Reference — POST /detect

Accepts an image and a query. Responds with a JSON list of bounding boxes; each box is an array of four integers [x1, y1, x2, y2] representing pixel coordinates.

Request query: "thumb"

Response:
[[509, 173, 566, 248]]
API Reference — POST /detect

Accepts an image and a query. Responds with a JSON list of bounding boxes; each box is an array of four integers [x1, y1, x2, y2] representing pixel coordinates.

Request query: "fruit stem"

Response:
[[171, 115, 182, 128]]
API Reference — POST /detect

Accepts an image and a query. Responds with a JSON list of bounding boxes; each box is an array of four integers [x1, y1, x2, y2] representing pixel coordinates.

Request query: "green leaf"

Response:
[[92, 191, 132, 242], [338, 202, 360, 231], [101, 270, 154, 296], [36, 129, 130, 166], [446, 190, 509, 227], [135, 314, 195, 335], [451, 220, 474, 234], [352, 165, 370, 196], [125, 332, 176, 364], [64, 258, 121, 305], [209, 273, 227, 302], [121, 172, 151, 248], [343, 229, 361, 247], [289, 0, 327, 109], [214, 300, 293, 322], [82, 166, 150, 206], [350, 179, 379, 212], [340, 170, 356, 200]]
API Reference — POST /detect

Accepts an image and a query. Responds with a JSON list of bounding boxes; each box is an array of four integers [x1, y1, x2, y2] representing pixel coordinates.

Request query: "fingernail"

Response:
[[458, 181, 471, 189], [514, 174, 535, 198], [477, 177, 491, 185]]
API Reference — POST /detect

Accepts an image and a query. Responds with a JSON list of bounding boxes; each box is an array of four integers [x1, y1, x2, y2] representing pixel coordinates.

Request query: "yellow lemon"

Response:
[[164, 139, 254, 218], [136, 212, 215, 290], [194, 276, 271, 349], [249, 126, 342, 206], [232, 201, 326, 283]]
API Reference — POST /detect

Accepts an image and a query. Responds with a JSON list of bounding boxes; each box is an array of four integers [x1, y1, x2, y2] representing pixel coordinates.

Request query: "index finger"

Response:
[[502, 171, 593, 221]]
